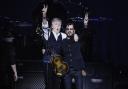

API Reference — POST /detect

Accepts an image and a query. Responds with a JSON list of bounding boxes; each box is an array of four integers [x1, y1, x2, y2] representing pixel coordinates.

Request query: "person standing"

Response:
[[0, 32, 18, 89], [61, 22, 86, 89], [41, 5, 66, 89]]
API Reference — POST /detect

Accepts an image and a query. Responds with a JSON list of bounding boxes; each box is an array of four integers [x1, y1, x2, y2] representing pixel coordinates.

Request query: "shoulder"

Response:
[[61, 38, 67, 44], [61, 32, 67, 40]]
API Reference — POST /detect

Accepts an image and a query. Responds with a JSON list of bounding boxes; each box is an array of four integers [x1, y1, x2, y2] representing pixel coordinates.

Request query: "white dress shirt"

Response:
[[42, 21, 67, 40], [42, 27, 67, 41]]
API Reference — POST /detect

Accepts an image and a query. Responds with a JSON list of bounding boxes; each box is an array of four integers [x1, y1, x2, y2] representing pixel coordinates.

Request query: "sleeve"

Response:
[[42, 28, 51, 40], [9, 47, 16, 65], [79, 43, 87, 70], [60, 40, 65, 57], [61, 32, 67, 40], [42, 20, 49, 29], [81, 58, 86, 69], [42, 38, 47, 49]]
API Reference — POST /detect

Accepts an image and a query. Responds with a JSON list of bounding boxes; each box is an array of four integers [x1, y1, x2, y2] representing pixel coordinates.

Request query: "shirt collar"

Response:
[[52, 31, 60, 36]]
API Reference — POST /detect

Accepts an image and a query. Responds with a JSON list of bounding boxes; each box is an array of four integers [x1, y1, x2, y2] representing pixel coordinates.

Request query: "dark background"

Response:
[[0, 0, 128, 65], [0, 0, 128, 89]]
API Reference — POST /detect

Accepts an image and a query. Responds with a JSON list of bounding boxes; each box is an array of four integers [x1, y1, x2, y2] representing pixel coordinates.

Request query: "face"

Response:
[[65, 24, 75, 37], [51, 19, 62, 33]]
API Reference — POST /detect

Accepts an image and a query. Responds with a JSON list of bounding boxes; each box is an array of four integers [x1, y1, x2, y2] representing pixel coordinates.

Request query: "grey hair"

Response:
[[51, 18, 62, 23]]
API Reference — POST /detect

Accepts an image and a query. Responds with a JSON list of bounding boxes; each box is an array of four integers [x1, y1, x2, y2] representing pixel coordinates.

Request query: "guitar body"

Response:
[[51, 54, 69, 77]]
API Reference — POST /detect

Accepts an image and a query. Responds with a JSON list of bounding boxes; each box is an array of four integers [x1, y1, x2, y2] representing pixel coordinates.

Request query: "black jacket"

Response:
[[61, 38, 86, 71], [0, 41, 16, 75]]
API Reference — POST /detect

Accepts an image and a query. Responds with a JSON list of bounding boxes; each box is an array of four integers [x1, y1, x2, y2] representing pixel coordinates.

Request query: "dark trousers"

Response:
[[43, 62, 61, 89], [64, 69, 83, 89], [0, 72, 15, 89]]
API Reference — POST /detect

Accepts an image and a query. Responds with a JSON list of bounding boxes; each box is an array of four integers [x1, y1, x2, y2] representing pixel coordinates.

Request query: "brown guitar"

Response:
[[51, 54, 69, 77]]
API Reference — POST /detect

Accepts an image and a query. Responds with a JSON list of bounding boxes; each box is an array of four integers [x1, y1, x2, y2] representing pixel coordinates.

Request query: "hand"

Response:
[[42, 4, 48, 16], [74, 34, 79, 42], [82, 70, 86, 76], [42, 49, 46, 54], [14, 73, 18, 82], [42, 5, 49, 28], [84, 12, 89, 28]]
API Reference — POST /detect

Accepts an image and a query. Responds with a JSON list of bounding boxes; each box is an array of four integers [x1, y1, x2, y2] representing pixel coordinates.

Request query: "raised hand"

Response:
[[42, 4, 48, 17], [84, 12, 89, 28], [42, 4, 49, 28]]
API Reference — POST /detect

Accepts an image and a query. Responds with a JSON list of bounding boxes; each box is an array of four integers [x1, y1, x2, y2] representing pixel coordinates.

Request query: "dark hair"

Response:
[[65, 19, 76, 30], [66, 23, 74, 27]]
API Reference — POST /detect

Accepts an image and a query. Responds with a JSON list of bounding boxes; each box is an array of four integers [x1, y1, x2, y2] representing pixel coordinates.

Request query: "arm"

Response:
[[73, 13, 89, 42], [78, 12, 89, 43], [77, 12, 88, 77], [80, 57, 86, 76], [36, 5, 48, 35], [41, 5, 51, 54], [84, 12, 89, 29], [9, 47, 18, 81], [42, 4, 51, 41], [42, 4, 49, 28]]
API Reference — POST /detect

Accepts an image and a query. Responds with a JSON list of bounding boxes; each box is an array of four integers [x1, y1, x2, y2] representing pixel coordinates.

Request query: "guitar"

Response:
[[50, 48, 69, 77], [51, 53, 69, 77]]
